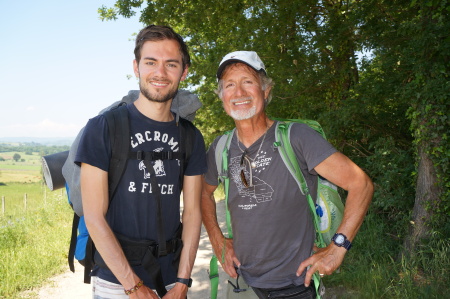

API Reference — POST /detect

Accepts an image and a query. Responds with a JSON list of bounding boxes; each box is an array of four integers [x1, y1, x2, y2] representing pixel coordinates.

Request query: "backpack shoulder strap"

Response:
[[274, 120, 326, 299], [274, 121, 308, 195], [178, 118, 196, 165], [214, 128, 235, 185], [274, 121, 325, 246], [177, 117, 196, 190], [75, 102, 129, 284], [214, 129, 235, 238], [215, 135, 228, 182], [272, 117, 326, 139], [209, 129, 235, 299], [103, 103, 129, 198]]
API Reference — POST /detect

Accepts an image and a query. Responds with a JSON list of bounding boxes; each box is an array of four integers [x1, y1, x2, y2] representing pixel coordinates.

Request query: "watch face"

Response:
[[335, 235, 345, 244]]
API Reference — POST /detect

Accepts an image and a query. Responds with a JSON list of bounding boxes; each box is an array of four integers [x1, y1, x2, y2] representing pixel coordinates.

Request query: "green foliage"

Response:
[[99, 0, 369, 145], [364, 137, 415, 235], [369, 0, 450, 232], [12, 153, 21, 162]]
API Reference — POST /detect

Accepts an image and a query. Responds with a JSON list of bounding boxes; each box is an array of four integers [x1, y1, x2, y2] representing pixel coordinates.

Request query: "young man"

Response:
[[202, 51, 374, 299], [76, 25, 207, 298]]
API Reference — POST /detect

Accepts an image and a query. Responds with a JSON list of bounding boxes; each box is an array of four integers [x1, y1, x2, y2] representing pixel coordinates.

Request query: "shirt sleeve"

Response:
[[290, 123, 338, 174], [204, 136, 221, 186], [74, 115, 111, 172]]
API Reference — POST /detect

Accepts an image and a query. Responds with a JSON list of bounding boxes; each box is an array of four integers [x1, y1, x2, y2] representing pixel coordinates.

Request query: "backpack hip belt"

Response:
[[95, 224, 184, 298], [96, 223, 183, 267]]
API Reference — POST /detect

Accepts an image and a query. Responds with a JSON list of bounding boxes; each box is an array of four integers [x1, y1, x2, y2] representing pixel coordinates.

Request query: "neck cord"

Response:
[[236, 123, 268, 169]]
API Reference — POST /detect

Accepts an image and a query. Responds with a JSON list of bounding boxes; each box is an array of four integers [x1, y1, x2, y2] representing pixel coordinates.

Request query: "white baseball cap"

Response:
[[217, 51, 266, 79]]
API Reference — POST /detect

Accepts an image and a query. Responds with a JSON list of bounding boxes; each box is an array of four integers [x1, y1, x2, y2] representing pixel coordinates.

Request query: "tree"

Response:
[[99, 0, 367, 145], [99, 0, 449, 255], [356, 0, 449, 252], [398, 0, 450, 252], [13, 153, 21, 162]]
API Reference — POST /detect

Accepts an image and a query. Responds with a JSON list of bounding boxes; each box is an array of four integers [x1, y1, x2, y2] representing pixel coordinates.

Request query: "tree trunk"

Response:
[[403, 143, 440, 256]]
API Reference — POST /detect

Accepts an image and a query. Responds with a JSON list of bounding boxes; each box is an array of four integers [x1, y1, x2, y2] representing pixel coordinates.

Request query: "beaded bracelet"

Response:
[[124, 280, 144, 295]]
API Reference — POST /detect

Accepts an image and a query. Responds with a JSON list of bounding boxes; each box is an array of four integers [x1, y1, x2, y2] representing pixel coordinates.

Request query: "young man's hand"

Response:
[[129, 285, 160, 299], [162, 282, 188, 299]]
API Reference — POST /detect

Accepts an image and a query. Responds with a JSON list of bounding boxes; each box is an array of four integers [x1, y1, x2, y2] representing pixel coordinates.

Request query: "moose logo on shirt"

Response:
[[138, 147, 167, 179]]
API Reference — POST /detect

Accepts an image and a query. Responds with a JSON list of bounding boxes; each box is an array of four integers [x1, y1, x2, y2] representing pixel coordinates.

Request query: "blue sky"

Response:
[[0, 1, 144, 138]]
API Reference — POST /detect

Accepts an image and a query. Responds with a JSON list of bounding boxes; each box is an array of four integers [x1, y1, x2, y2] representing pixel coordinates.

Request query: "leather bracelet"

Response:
[[176, 277, 192, 287], [124, 280, 143, 295]]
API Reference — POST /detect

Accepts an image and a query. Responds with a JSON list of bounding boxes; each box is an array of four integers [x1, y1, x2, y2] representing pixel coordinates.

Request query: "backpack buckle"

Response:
[[137, 151, 143, 160], [149, 244, 162, 257]]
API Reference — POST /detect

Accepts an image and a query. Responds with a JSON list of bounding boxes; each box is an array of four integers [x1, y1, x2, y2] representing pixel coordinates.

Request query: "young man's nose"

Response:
[[154, 64, 168, 77]]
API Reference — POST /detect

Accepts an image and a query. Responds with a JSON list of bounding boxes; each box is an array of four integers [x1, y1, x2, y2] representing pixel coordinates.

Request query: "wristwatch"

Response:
[[176, 277, 193, 287], [331, 233, 352, 250]]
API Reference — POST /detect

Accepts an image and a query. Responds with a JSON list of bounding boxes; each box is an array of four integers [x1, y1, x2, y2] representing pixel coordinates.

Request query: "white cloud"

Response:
[[0, 119, 82, 138], [26, 106, 35, 111]]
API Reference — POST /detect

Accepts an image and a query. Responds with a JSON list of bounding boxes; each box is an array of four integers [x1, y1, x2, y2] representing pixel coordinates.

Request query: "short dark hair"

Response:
[[134, 25, 191, 69]]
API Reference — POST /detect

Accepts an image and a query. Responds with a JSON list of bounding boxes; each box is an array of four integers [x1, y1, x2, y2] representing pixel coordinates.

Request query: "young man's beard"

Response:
[[139, 79, 179, 103]]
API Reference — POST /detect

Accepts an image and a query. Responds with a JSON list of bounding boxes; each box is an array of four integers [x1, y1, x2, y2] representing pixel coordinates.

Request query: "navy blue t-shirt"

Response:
[[75, 103, 207, 288]]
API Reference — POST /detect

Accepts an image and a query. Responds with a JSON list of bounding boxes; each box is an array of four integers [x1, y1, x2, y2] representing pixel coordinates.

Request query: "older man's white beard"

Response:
[[230, 106, 257, 120]]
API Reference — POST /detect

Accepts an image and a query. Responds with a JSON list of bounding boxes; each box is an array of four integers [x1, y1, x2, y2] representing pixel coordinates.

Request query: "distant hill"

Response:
[[0, 137, 74, 146]]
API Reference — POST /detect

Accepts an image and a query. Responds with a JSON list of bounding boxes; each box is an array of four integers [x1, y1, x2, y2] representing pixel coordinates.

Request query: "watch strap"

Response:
[[332, 233, 352, 250], [342, 239, 352, 250], [176, 277, 192, 287]]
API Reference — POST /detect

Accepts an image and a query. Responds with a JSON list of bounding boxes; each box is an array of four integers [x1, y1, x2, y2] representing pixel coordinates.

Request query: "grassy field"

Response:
[[0, 151, 42, 184], [0, 183, 65, 216], [0, 151, 73, 298], [0, 188, 72, 298], [0, 151, 53, 216]]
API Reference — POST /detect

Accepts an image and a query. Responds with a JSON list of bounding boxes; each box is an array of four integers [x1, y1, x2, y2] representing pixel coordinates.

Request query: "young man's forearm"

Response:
[[177, 175, 203, 279], [81, 163, 140, 289]]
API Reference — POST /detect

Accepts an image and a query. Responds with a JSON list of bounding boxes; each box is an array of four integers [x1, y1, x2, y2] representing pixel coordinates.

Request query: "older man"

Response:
[[202, 51, 373, 299]]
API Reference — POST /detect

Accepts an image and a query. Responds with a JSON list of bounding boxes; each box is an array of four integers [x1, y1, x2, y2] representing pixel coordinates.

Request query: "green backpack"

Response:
[[209, 119, 345, 299]]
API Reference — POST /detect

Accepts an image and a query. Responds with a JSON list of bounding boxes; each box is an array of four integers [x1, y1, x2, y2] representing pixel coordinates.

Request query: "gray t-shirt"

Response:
[[205, 121, 337, 288]]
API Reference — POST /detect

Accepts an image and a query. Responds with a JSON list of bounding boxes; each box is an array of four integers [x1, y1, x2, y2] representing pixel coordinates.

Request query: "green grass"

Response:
[[0, 191, 72, 298], [322, 212, 450, 298], [0, 164, 41, 171], [0, 183, 61, 216], [0, 155, 73, 298]]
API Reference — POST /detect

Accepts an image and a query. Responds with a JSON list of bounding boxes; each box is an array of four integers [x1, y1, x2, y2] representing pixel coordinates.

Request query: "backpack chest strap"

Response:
[[128, 150, 184, 161]]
